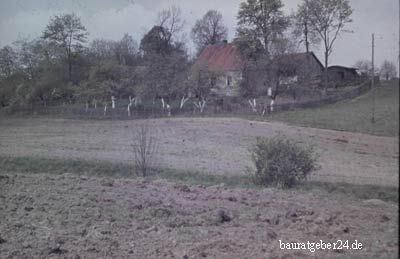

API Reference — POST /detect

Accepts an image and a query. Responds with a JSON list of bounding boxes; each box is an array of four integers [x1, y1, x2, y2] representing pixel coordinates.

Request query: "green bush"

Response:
[[249, 136, 317, 188]]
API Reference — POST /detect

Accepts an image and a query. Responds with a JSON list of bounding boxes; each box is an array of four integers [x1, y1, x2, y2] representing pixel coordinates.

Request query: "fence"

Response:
[[9, 81, 371, 120]]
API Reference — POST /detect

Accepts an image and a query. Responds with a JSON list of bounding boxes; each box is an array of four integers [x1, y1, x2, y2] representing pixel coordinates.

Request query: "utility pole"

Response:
[[371, 33, 375, 124]]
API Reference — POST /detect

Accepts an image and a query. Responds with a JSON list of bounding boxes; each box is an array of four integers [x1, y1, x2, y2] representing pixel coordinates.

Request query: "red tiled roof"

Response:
[[194, 43, 245, 72]]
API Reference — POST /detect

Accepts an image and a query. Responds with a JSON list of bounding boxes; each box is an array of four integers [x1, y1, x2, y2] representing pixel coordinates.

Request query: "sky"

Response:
[[0, 0, 398, 68]]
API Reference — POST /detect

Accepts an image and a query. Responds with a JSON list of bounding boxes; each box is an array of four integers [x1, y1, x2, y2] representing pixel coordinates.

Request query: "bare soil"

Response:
[[0, 117, 398, 186], [0, 173, 398, 259]]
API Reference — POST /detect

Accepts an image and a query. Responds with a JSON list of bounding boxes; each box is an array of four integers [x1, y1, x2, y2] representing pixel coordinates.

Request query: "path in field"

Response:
[[0, 117, 398, 186]]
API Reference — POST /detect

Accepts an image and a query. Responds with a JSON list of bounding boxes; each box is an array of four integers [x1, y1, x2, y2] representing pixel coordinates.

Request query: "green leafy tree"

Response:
[[140, 18, 190, 104], [141, 45, 189, 101], [236, 0, 289, 60], [304, 0, 353, 93], [191, 10, 228, 55], [140, 26, 171, 56], [82, 59, 134, 104], [291, 2, 320, 54], [42, 13, 89, 81]]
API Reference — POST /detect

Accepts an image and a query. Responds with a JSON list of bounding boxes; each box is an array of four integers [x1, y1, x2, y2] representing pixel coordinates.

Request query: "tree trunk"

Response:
[[323, 51, 329, 96], [304, 22, 309, 54], [67, 55, 72, 82]]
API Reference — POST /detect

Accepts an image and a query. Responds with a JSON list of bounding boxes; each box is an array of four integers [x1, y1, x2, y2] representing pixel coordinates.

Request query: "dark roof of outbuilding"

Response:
[[273, 52, 324, 70], [328, 65, 358, 71], [193, 43, 246, 72]]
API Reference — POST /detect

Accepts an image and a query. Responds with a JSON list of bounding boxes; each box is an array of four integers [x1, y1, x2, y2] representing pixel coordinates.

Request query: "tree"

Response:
[[0, 46, 18, 78], [14, 39, 57, 82], [81, 58, 135, 106], [0, 46, 19, 107], [115, 33, 138, 66], [380, 60, 397, 80], [140, 26, 172, 55], [89, 39, 117, 59], [354, 59, 372, 76], [140, 16, 190, 106], [236, 0, 289, 59], [141, 45, 189, 102], [157, 6, 185, 47], [191, 10, 228, 54], [234, 29, 264, 62], [291, 2, 320, 53], [42, 13, 89, 81], [304, 0, 352, 93]]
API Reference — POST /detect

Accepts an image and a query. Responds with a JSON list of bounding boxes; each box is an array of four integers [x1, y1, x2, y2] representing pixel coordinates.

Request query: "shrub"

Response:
[[249, 135, 317, 188], [132, 122, 158, 177]]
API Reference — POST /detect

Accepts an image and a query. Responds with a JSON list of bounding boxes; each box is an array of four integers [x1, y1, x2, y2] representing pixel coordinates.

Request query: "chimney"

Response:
[[222, 39, 228, 44]]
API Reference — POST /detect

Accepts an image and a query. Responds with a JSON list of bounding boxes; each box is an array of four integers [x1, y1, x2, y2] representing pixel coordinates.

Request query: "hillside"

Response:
[[269, 81, 399, 137]]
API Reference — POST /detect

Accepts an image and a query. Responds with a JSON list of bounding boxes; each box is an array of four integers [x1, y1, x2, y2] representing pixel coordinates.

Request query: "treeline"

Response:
[[0, 0, 364, 109]]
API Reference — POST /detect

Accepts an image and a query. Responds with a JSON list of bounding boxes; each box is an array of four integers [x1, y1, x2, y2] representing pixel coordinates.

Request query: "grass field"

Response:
[[1, 155, 398, 203], [269, 80, 399, 137]]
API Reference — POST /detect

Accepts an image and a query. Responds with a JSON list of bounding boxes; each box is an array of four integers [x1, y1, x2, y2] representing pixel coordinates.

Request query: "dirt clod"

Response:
[[271, 215, 280, 225], [101, 179, 114, 187], [381, 214, 390, 222], [227, 196, 237, 202], [152, 208, 172, 218], [216, 209, 232, 223], [48, 244, 67, 255], [267, 230, 278, 239], [175, 184, 191, 193]]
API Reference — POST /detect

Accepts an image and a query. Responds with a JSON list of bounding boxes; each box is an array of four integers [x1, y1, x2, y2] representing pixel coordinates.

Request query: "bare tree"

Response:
[[305, 0, 353, 94], [191, 10, 228, 54], [115, 33, 138, 65], [157, 6, 185, 46], [354, 59, 372, 76], [380, 60, 397, 80], [89, 39, 116, 59], [132, 123, 158, 177]]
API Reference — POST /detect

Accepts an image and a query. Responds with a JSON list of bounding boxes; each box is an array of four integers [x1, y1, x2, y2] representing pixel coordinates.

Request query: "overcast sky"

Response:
[[0, 0, 398, 68]]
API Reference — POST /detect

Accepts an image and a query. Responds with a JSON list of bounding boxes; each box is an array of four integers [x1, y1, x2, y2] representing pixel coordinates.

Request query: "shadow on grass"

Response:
[[0, 156, 397, 204], [296, 181, 399, 204]]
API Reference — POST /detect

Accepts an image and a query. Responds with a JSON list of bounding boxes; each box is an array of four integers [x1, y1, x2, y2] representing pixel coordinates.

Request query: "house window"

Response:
[[226, 76, 232, 86], [211, 76, 217, 87]]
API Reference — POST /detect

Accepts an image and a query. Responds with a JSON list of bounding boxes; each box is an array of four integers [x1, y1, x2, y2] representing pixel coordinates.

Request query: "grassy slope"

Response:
[[0, 156, 398, 203], [269, 81, 399, 137]]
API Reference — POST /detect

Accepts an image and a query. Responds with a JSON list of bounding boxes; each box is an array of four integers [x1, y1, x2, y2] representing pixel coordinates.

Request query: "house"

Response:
[[272, 52, 324, 86], [192, 41, 324, 97], [192, 41, 245, 97], [328, 65, 360, 86]]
